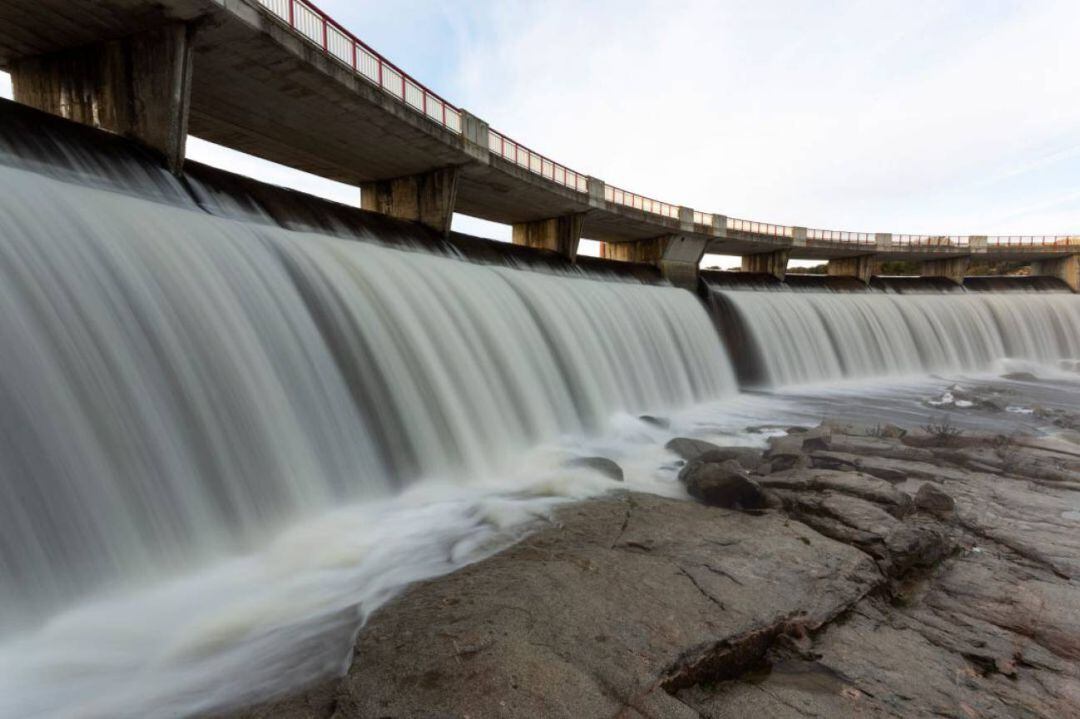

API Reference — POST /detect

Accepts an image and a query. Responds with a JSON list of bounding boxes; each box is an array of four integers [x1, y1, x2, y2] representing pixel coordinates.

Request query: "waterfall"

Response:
[[0, 157, 735, 635], [709, 284, 1080, 387]]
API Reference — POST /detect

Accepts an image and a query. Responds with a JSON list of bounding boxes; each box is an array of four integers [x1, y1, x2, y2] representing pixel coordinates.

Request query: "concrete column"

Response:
[[827, 255, 876, 284], [659, 235, 708, 291], [741, 249, 790, 281], [511, 213, 585, 261], [792, 227, 808, 248], [920, 256, 971, 284], [601, 235, 706, 289], [875, 233, 893, 250], [360, 166, 460, 236], [11, 23, 195, 174], [1031, 254, 1080, 292], [459, 110, 489, 163]]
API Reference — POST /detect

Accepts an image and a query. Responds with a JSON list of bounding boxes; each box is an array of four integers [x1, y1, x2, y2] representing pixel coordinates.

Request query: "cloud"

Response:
[[450, 0, 1080, 236]]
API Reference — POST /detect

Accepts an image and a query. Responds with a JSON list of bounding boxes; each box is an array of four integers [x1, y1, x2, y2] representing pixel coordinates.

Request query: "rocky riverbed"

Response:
[[232, 411, 1080, 718]]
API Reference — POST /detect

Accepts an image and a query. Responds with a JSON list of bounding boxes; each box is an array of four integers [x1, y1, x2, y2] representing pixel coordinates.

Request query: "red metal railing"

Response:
[[254, 0, 1078, 249], [807, 228, 874, 245], [259, 0, 461, 132], [604, 185, 680, 220], [986, 235, 1080, 247], [893, 235, 969, 248], [727, 218, 794, 238], [487, 129, 588, 193]]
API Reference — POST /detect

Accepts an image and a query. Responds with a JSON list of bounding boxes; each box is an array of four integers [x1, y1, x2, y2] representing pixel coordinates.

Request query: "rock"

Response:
[[639, 414, 670, 429], [1002, 371, 1039, 382], [239, 493, 879, 719], [764, 435, 810, 471], [874, 423, 907, 439], [813, 472, 913, 517], [680, 459, 769, 510], [230, 415, 1080, 719], [809, 450, 859, 471], [809, 451, 910, 483], [664, 437, 722, 461], [884, 519, 951, 574], [915, 482, 955, 517], [566, 456, 623, 482], [696, 447, 764, 470]]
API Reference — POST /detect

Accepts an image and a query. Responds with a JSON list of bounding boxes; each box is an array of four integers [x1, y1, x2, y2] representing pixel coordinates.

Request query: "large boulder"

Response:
[[567, 456, 623, 482], [679, 458, 769, 510], [664, 437, 722, 461], [914, 483, 955, 517]]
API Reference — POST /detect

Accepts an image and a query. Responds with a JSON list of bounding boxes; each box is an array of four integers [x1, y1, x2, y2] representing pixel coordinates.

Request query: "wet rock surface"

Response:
[[233, 420, 1080, 719]]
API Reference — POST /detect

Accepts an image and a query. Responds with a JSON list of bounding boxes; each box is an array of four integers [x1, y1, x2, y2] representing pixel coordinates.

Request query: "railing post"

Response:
[[712, 214, 727, 238], [288, 0, 294, 26], [459, 110, 489, 163]]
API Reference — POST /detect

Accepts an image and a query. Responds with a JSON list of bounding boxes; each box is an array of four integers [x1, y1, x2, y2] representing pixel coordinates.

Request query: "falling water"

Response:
[[710, 284, 1080, 386]]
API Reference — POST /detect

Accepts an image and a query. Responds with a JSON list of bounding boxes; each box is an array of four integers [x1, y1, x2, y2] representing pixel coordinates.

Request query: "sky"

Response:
[[4, 0, 1079, 265]]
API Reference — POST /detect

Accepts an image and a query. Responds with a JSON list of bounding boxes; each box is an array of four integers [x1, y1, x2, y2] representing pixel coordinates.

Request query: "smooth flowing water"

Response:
[[3, 100, 1080, 717], [0, 110, 738, 716], [711, 285, 1080, 387]]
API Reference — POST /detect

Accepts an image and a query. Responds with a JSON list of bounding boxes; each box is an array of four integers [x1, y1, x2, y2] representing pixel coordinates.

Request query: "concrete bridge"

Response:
[[1, 0, 1077, 291]]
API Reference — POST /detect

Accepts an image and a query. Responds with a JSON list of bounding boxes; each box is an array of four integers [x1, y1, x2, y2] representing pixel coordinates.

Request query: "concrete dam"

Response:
[[0, 2, 1078, 718]]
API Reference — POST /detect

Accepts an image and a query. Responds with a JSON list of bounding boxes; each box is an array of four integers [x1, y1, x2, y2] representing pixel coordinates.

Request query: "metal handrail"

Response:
[[253, 0, 1078, 249], [604, 185, 680, 220], [487, 129, 588, 193], [258, 0, 461, 132], [728, 218, 794, 238]]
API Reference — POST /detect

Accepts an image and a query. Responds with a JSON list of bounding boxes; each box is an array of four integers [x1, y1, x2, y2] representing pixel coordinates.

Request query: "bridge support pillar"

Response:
[[658, 235, 708, 291], [741, 249, 790, 281], [10, 23, 195, 174], [920, 256, 970, 284], [512, 213, 585, 261], [1031, 254, 1080, 293], [360, 166, 460, 236], [827, 255, 876, 284], [602, 235, 706, 290]]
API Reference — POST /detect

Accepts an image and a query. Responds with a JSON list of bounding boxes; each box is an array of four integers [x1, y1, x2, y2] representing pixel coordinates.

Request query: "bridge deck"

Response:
[[0, 0, 1075, 261]]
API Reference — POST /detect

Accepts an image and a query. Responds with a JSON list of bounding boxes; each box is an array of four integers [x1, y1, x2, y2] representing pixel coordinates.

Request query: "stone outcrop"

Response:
[[231, 421, 1080, 719]]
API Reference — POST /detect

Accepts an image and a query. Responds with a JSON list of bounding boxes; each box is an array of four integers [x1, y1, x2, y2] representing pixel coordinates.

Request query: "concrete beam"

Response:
[[512, 213, 585, 261], [920, 256, 970, 284], [360, 166, 460, 236], [742, 249, 790, 281], [1031, 254, 1080, 292], [11, 22, 195, 174], [827, 255, 876, 284]]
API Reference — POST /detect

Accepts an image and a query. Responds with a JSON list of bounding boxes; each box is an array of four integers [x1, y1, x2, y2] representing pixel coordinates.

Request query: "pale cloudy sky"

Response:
[[4, 1, 1080, 262]]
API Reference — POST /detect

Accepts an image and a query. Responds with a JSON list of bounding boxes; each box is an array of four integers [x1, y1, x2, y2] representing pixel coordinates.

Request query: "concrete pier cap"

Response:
[[827, 255, 876, 284], [360, 166, 461, 236], [511, 214, 586, 261], [1032, 254, 1080, 293], [741, 249, 790, 281], [11, 22, 196, 174]]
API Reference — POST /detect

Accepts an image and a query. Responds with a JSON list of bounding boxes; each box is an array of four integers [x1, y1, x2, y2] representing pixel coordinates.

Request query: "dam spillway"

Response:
[[707, 280, 1080, 387], [0, 105, 1079, 718]]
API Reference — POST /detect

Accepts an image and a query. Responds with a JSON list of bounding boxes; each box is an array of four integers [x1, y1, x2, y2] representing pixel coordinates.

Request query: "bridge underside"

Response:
[[0, 0, 1075, 290]]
